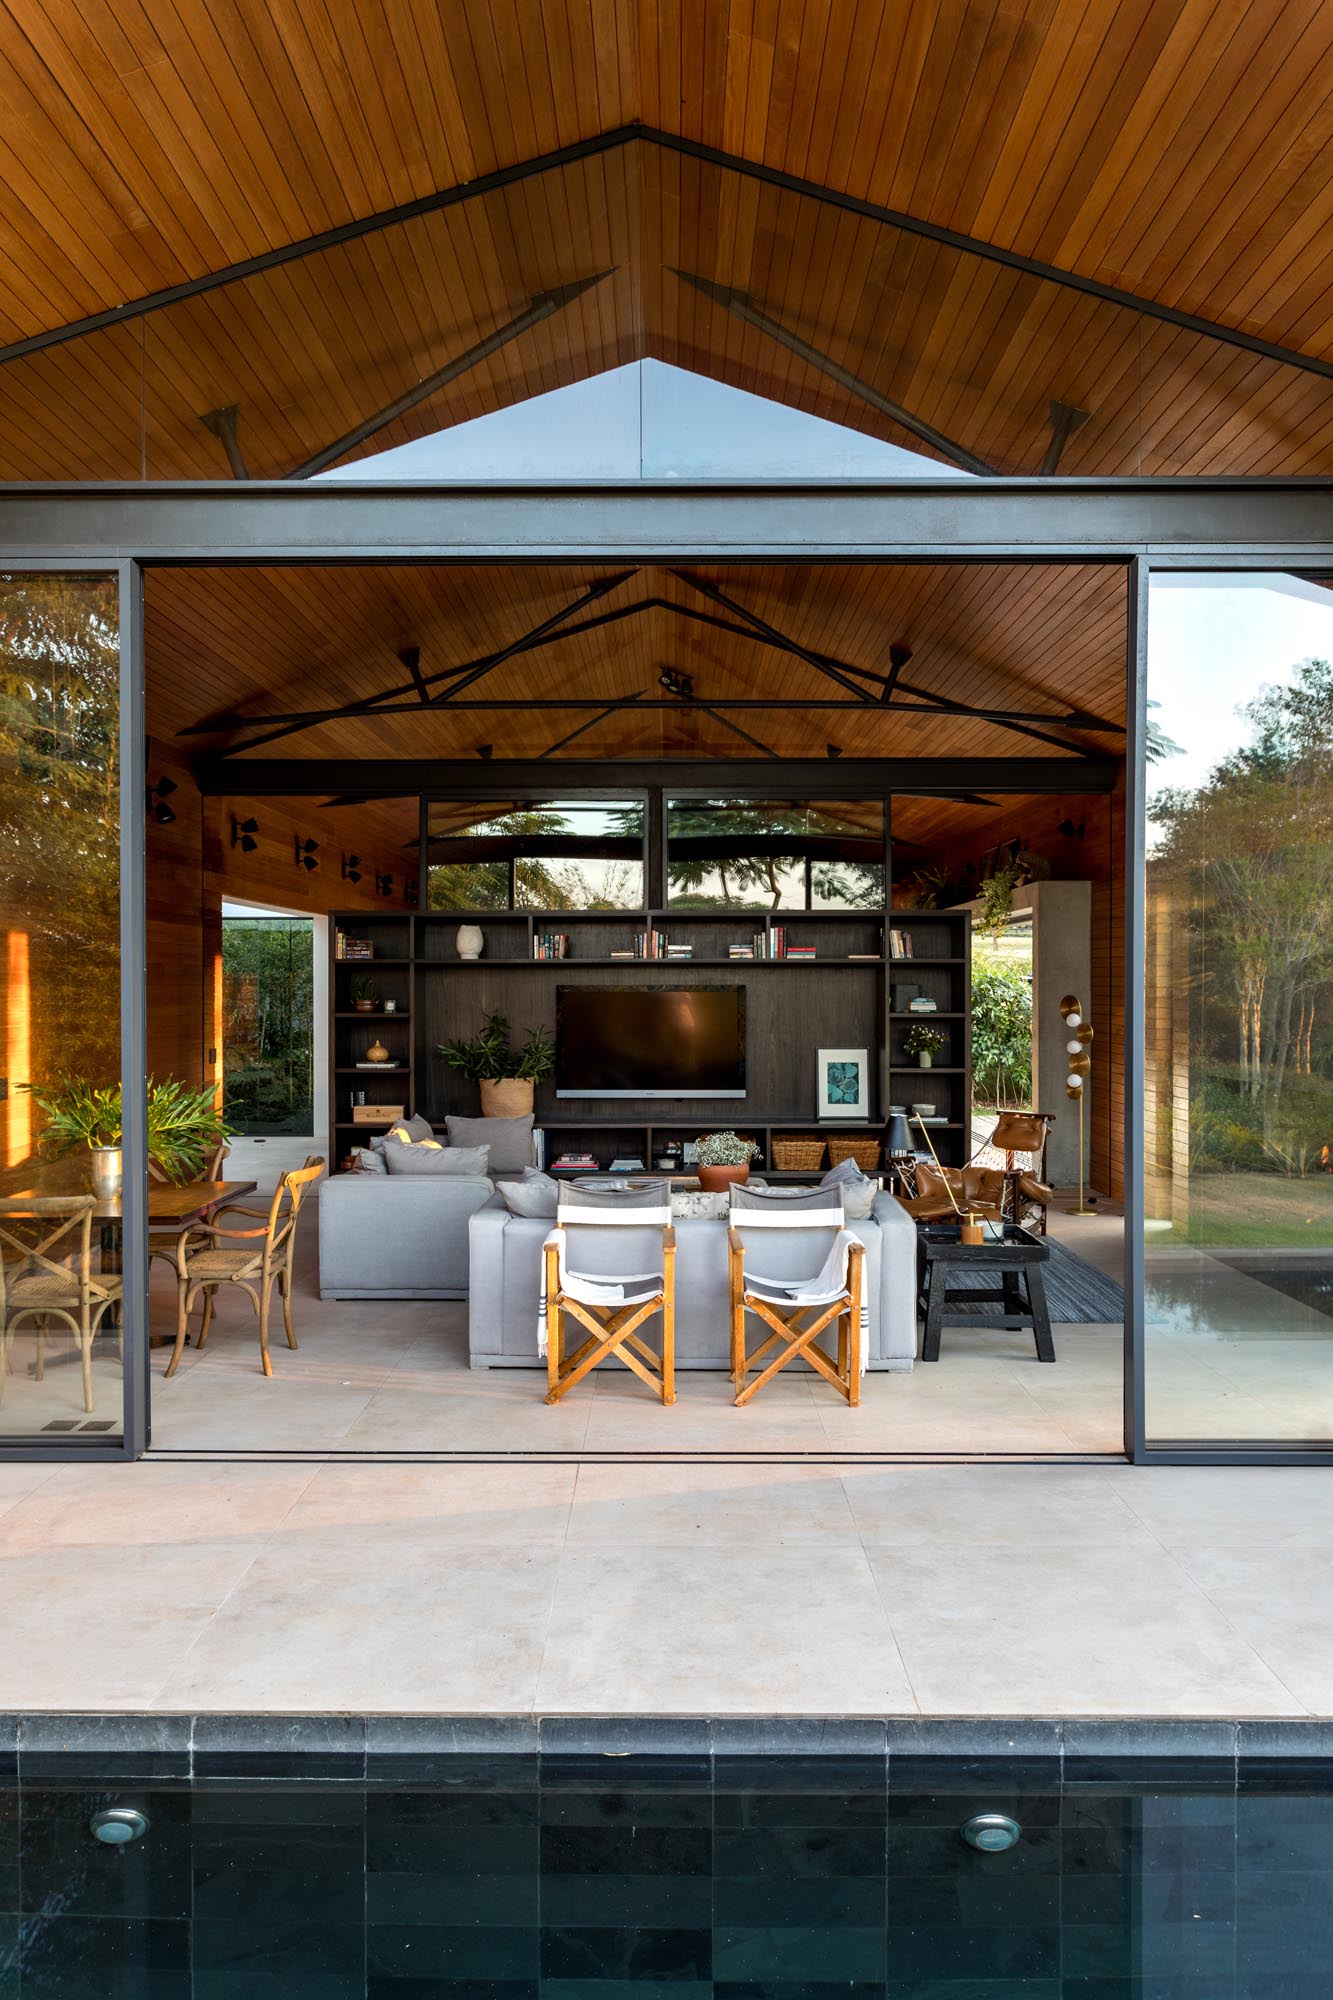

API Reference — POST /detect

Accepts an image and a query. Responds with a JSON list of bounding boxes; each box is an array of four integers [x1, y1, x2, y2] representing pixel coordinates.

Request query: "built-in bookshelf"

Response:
[[330, 907, 971, 1175]]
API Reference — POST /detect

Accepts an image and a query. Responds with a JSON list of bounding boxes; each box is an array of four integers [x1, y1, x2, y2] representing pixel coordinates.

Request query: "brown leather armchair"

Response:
[[896, 1112, 1056, 1232]]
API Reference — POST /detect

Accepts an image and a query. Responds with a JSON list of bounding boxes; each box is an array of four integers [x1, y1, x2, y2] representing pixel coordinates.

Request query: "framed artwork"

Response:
[[817, 1047, 869, 1120]]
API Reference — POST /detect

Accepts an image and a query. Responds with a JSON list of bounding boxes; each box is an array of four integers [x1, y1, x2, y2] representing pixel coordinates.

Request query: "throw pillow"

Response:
[[382, 1142, 491, 1177], [821, 1158, 879, 1219], [384, 1113, 435, 1146], [497, 1168, 561, 1218], [445, 1113, 534, 1173], [351, 1147, 387, 1175]]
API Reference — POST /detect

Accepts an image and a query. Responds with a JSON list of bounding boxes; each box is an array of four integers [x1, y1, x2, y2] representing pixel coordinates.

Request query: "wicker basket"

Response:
[[826, 1136, 882, 1173], [771, 1135, 826, 1171]]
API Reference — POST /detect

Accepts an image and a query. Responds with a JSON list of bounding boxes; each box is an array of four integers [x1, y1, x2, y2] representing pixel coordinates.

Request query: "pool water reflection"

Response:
[[2, 1754, 1330, 1997]]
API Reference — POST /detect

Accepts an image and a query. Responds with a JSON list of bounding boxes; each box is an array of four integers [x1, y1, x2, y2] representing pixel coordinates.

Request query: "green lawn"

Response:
[[1152, 1172, 1333, 1248]]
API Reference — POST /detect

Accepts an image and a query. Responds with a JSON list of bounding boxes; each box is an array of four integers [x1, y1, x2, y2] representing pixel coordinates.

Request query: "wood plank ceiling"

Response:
[[0, 3, 1331, 478], [146, 558, 1128, 771]]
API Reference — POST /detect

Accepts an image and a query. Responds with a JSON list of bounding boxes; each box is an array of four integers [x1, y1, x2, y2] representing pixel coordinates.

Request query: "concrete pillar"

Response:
[[1029, 881, 1092, 1189]]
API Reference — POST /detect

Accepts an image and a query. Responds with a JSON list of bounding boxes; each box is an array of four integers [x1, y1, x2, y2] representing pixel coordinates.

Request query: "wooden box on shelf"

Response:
[[351, 1103, 405, 1126]]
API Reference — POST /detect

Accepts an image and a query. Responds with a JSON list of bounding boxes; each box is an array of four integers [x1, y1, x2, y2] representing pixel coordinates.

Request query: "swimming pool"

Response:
[[3, 1738, 1329, 1997]]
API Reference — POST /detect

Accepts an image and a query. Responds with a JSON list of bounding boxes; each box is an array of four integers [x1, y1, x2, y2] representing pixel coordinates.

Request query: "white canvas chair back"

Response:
[[555, 1180, 671, 1294], [727, 1183, 846, 1288]]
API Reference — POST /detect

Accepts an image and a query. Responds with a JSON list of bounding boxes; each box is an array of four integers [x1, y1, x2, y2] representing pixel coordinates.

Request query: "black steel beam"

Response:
[[1042, 401, 1092, 476], [673, 270, 997, 475], [670, 569, 876, 702], [5, 480, 1333, 560], [195, 755, 1119, 796], [286, 272, 612, 478], [7, 124, 1333, 390], [199, 404, 249, 479]]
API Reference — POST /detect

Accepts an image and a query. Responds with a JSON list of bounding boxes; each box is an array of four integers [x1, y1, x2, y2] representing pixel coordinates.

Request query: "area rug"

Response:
[[937, 1237, 1124, 1324]]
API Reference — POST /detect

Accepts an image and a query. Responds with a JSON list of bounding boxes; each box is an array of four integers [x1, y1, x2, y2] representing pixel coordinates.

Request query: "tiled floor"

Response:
[[1, 1453, 1330, 1717]]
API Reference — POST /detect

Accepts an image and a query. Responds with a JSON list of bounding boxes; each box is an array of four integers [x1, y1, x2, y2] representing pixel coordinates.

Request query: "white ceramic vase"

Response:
[[455, 924, 484, 961], [90, 1146, 123, 1200], [918, 1051, 933, 1068]]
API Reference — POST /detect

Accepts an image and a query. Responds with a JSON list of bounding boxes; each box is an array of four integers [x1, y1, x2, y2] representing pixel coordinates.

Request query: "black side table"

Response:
[[917, 1222, 1056, 1362]]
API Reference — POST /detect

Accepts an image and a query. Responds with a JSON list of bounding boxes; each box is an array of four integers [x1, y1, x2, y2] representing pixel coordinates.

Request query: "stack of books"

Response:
[[532, 932, 570, 960], [335, 932, 375, 960], [608, 1155, 646, 1173], [728, 942, 756, 960], [551, 1151, 598, 1172], [888, 929, 915, 959], [785, 943, 817, 961], [634, 929, 669, 958], [665, 942, 693, 960]]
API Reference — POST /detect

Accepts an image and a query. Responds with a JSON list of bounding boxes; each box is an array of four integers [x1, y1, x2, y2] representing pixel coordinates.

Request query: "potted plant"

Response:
[[24, 1076, 233, 1194], [695, 1129, 759, 1193], [905, 1023, 948, 1069], [437, 1012, 555, 1117], [351, 975, 379, 1013]]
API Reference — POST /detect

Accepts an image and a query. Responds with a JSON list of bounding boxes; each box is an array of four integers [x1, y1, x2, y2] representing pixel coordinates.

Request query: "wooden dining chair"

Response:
[[165, 1157, 324, 1378], [147, 1141, 230, 1277], [542, 1180, 676, 1405], [728, 1184, 865, 1407], [0, 1195, 122, 1413]]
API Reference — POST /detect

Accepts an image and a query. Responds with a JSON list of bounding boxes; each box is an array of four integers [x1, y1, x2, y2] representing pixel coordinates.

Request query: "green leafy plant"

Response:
[[351, 975, 378, 1005], [970, 959, 1032, 1105], [904, 1023, 948, 1059], [437, 1012, 554, 1084], [23, 1076, 233, 1182], [978, 859, 1020, 940], [695, 1130, 759, 1167]]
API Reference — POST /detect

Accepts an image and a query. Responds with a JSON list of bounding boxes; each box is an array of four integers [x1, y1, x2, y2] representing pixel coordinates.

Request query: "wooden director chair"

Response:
[[165, 1157, 324, 1379], [542, 1180, 676, 1404], [728, 1183, 866, 1407]]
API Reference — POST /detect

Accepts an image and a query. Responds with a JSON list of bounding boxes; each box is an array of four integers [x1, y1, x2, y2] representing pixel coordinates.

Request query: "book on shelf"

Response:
[[532, 932, 570, 960], [552, 1151, 599, 1170], [888, 929, 915, 959], [335, 931, 375, 960], [847, 951, 880, 961], [608, 1155, 645, 1173], [785, 945, 817, 961], [609, 948, 636, 959], [908, 996, 939, 1013], [634, 929, 669, 959], [354, 1060, 400, 1069]]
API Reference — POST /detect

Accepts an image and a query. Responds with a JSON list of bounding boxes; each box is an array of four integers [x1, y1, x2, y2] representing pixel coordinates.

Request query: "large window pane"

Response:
[[426, 800, 645, 911], [222, 914, 314, 1136], [0, 572, 123, 1442], [665, 800, 884, 910], [1145, 572, 1333, 1445]]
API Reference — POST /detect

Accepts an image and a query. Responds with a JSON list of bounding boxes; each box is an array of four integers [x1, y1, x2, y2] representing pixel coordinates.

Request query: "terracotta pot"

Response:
[[353, 999, 376, 1012], [696, 1161, 750, 1193], [480, 1075, 534, 1118]]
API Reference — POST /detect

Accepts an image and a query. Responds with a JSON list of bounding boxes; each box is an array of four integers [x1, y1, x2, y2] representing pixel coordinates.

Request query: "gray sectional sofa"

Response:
[[465, 1189, 918, 1370], [318, 1173, 494, 1300]]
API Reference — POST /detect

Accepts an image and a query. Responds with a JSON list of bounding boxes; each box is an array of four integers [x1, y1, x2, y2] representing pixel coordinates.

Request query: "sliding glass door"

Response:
[[0, 568, 136, 1449], [1142, 570, 1333, 1450]]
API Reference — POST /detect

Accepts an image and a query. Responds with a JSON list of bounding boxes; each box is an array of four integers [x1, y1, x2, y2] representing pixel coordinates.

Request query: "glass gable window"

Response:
[[426, 800, 645, 911], [665, 800, 884, 910], [1144, 571, 1333, 1446]]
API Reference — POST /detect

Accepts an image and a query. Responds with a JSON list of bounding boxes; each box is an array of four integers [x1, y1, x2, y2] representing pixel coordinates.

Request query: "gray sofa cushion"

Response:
[[384, 1113, 435, 1145], [445, 1113, 534, 1172], [820, 1158, 878, 1218], [497, 1168, 560, 1218], [352, 1146, 387, 1174], [320, 1172, 494, 1299], [383, 1141, 491, 1176]]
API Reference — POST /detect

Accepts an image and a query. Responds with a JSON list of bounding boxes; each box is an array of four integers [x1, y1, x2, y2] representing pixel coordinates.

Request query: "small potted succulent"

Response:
[[905, 1022, 948, 1069], [351, 975, 379, 1013], [695, 1129, 759, 1193]]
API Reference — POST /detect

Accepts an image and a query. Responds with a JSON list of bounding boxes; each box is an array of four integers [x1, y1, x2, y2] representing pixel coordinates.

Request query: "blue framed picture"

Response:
[[817, 1047, 869, 1120]]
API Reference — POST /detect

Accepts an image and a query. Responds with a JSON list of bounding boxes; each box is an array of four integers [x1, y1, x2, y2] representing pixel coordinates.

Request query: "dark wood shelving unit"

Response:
[[329, 905, 972, 1172]]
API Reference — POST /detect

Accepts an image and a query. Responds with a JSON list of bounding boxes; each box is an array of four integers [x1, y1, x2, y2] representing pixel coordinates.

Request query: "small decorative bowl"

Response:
[[911, 1102, 937, 1117]]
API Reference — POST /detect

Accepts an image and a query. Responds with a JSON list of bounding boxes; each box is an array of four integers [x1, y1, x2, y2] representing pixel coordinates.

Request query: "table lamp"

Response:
[[912, 1110, 985, 1243]]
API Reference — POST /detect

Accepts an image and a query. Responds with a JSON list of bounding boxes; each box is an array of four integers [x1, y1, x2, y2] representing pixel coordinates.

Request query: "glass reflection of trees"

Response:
[[664, 800, 884, 910], [222, 917, 314, 1135], [1150, 657, 1333, 1205], [0, 574, 120, 1187], [426, 803, 644, 911]]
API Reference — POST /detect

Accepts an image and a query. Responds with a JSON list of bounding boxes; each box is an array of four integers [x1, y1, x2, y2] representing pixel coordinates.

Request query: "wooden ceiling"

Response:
[[146, 558, 1128, 773], [1, 3, 1332, 478]]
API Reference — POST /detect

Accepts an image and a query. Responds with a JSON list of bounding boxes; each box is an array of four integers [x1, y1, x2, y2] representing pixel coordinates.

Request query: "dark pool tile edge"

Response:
[[712, 1717, 889, 1756], [1237, 1719, 1333, 1758], [190, 1712, 366, 1778], [17, 1712, 193, 1780], [366, 1714, 540, 1762], [887, 1718, 1063, 1758], [1063, 1718, 1239, 1758], [539, 1715, 713, 1756]]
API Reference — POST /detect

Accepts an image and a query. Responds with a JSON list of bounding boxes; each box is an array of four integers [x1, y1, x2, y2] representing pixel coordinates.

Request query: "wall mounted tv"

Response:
[[555, 986, 747, 1099]]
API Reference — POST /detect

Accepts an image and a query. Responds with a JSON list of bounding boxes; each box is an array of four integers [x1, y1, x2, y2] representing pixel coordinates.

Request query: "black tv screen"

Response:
[[556, 986, 746, 1099]]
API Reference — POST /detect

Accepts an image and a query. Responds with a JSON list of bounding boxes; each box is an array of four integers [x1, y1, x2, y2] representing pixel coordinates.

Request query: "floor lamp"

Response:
[[1060, 992, 1096, 1216]]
